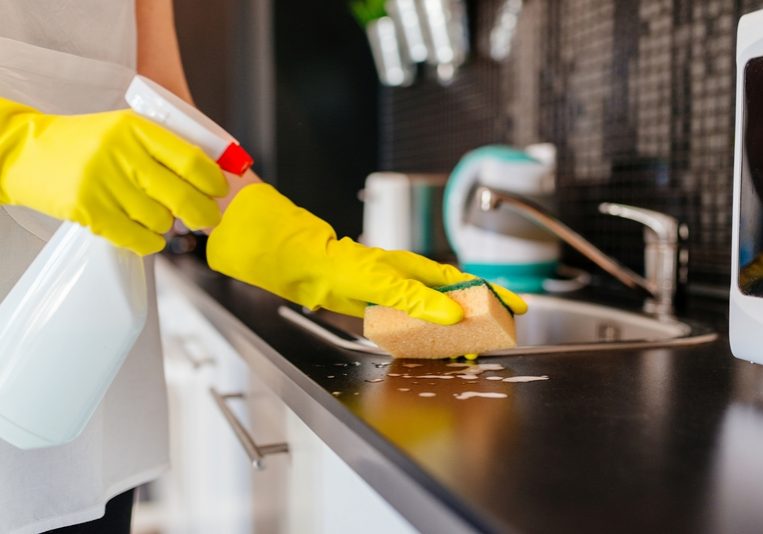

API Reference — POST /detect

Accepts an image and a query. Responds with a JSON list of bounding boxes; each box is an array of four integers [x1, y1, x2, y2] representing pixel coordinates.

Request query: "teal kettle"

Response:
[[443, 144, 560, 292]]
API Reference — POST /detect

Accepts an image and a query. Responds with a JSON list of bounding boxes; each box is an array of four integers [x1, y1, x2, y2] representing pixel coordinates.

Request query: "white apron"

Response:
[[0, 1, 170, 532]]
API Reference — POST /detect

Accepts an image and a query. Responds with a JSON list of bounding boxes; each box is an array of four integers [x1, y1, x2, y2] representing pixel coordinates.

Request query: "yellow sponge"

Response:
[[363, 279, 517, 359]]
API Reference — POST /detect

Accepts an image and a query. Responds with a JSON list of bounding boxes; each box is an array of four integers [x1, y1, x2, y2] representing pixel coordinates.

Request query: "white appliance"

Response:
[[361, 172, 451, 259], [730, 8, 763, 364]]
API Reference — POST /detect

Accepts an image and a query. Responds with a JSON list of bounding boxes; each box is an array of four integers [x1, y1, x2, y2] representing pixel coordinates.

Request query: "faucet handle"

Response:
[[598, 203, 679, 243], [598, 202, 685, 316]]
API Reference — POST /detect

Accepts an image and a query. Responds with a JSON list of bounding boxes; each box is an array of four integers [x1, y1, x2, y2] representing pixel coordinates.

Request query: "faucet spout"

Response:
[[476, 186, 663, 308]]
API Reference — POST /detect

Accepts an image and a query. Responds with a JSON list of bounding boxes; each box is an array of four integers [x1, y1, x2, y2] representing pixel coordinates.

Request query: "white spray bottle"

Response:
[[0, 75, 252, 448]]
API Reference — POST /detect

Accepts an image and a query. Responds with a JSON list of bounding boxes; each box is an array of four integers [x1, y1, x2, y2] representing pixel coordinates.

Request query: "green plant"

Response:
[[349, 0, 386, 27]]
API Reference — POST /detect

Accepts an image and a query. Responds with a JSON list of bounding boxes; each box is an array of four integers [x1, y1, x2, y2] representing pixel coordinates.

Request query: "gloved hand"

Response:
[[207, 183, 527, 324], [0, 97, 228, 255]]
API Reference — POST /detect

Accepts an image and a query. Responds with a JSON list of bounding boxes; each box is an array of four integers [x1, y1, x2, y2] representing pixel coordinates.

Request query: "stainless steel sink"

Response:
[[501, 294, 716, 355], [278, 295, 717, 357]]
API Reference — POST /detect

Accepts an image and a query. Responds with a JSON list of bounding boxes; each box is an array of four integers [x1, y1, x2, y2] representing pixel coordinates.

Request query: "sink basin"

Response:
[[278, 295, 717, 356], [500, 294, 717, 355]]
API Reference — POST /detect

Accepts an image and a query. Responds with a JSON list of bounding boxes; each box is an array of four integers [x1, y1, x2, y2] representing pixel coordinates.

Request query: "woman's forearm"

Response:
[[135, 0, 193, 103], [219, 169, 263, 211], [135, 0, 259, 217]]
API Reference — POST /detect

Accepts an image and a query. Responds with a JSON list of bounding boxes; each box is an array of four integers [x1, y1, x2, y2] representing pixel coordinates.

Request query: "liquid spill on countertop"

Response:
[[454, 392, 508, 400], [446, 363, 505, 376], [323, 358, 549, 402], [503, 376, 549, 383], [474, 363, 505, 371]]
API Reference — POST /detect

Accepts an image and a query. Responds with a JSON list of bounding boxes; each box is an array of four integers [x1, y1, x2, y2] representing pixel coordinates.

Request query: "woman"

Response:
[[0, 1, 526, 532]]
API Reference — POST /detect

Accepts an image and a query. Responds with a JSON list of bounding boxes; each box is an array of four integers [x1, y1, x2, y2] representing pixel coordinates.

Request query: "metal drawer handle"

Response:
[[210, 388, 289, 470]]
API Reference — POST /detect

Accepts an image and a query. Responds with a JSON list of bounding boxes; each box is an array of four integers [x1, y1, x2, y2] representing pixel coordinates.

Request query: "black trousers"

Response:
[[42, 489, 134, 534]]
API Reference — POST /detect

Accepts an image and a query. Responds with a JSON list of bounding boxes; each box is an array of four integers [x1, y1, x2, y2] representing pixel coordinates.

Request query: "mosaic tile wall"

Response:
[[380, 0, 763, 294]]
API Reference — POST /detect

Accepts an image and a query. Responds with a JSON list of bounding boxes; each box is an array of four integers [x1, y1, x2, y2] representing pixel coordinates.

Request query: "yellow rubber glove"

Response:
[[0, 97, 228, 255], [207, 183, 527, 324]]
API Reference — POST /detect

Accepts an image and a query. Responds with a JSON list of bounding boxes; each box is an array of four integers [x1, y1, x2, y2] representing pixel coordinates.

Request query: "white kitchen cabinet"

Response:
[[281, 407, 417, 534], [134, 287, 256, 534], [135, 266, 418, 533]]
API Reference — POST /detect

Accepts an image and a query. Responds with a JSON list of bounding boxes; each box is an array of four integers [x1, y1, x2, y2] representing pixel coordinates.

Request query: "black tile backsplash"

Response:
[[380, 0, 763, 294]]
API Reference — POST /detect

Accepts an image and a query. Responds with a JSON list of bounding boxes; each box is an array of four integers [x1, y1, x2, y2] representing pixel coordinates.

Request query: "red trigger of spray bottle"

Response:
[[216, 142, 253, 176]]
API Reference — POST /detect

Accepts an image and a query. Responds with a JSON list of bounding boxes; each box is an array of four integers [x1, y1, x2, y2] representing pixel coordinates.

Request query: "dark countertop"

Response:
[[163, 255, 763, 534]]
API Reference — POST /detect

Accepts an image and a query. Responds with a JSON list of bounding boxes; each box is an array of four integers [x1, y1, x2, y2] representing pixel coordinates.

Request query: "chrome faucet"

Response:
[[476, 186, 686, 317]]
